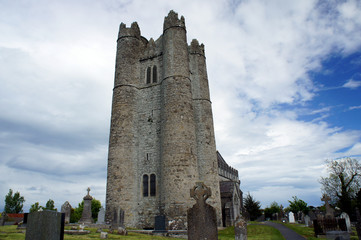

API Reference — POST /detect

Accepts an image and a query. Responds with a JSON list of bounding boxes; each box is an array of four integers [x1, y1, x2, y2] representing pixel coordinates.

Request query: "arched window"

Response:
[[152, 66, 157, 83], [150, 174, 156, 196], [146, 67, 151, 84], [143, 174, 149, 197]]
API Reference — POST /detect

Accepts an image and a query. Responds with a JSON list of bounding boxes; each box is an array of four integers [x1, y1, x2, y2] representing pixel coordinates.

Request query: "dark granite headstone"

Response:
[[25, 211, 65, 240], [187, 182, 218, 240], [153, 215, 167, 233]]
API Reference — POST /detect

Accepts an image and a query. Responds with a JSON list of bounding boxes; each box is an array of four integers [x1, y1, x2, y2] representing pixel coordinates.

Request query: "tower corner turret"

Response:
[[118, 21, 141, 40], [163, 10, 185, 32], [189, 39, 205, 56]]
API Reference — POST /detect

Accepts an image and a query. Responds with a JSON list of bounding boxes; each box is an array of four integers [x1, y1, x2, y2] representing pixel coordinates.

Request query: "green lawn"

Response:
[[0, 224, 284, 240]]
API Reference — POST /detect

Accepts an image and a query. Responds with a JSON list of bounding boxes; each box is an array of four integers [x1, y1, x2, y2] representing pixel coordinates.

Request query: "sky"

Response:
[[0, 0, 360, 212]]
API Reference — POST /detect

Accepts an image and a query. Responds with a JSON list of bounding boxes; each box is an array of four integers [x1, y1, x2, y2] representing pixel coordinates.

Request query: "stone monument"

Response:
[[25, 211, 65, 240], [61, 201, 72, 224], [289, 212, 295, 223], [187, 182, 217, 240], [79, 187, 94, 224], [235, 216, 247, 240], [340, 212, 351, 232], [97, 206, 105, 224], [321, 194, 334, 219]]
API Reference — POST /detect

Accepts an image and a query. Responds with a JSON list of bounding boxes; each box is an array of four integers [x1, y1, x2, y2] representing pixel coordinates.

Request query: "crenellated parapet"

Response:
[[118, 22, 141, 40], [163, 10, 186, 32], [189, 39, 205, 57]]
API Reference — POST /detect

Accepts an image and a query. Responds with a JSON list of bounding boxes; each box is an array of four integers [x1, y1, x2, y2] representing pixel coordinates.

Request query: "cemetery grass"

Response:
[[218, 225, 285, 240]]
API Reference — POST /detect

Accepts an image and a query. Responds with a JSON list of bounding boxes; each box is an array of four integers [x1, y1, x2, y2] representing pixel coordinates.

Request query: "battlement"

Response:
[[217, 151, 239, 182], [118, 22, 141, 40], [189, 39, 205, 56], [163, 10, 185, 32]]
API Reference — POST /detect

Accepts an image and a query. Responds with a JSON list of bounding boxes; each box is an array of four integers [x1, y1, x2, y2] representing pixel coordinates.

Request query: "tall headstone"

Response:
[[321, 194, 334, 219], [79, 187, 94, 224], [289, 212, 295, 223], [61, 201, 72, 224], [97, 206, 105, 224], [0, 212, 8, 226], [25, 211, 65, 240], [235, 216, 247, 240], [187, 182, 218, 240], [304, 215, 311, 227], [340, 212, 351, 232]]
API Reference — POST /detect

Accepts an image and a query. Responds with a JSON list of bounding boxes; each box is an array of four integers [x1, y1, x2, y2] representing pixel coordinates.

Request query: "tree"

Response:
[[29, 202, 43, 213], [4, 189, 25, 213], [264, 201, 281, 220], [287, 196, 309, 217], [44, 199, 57, 211], [244, 192, 262, 221], [320, 158, 361, 215]]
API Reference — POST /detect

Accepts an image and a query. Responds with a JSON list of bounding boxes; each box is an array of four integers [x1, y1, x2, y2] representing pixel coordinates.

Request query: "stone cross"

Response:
[[187, 182, 217, 240], [321, 194, 334, 219], [79, 188, 94, 224], [87, 187, 91, 196]]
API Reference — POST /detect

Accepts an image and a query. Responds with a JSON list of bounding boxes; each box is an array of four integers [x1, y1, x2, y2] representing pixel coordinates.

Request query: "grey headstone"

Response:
[[96, 207, 105, 224], [304, 215, 311, 227], [235, 216, 247, 240], [340, 212, 351, 232], [61, 201, 72, 224], [187, 182, 217, 240], [25, 211, 65, 240], [79, 187, 94, 224], [0, 212, 7, 226], [289, 212, 295, 223], [322, 194, 335, 219]]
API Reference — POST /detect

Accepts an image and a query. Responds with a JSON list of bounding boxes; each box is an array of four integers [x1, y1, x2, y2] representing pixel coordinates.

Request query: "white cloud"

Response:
[[343, 79, 361, 89], [0, 0, 360, 210]]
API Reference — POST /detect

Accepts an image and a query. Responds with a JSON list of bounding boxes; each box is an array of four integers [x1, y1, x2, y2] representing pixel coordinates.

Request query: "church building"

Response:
[[105, 10, 241, 230]]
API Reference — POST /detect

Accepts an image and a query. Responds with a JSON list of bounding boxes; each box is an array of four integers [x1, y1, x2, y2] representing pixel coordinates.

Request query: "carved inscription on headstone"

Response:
[[187, 182, 217, 240]]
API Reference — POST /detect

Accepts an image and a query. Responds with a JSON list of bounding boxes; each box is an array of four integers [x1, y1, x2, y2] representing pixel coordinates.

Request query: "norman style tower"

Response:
[[106, 10, 222, 229]]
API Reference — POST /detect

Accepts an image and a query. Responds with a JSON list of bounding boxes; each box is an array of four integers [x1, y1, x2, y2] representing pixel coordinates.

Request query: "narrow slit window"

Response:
[[152, 66, 157, 83], [150, 174, 156, 196], [143, 174, 149, 197], [146, 67, 151, 84]]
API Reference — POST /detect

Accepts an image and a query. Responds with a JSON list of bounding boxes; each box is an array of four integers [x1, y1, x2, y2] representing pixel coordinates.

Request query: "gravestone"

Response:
[[79, 187, 94, 224], [321, 194, 335, 219], [0, 212, 8, 226], [235, 216, 247, 240], [340, 212, 351, 232], [153, 215, 167, 232], [304, 215, 311, 227], [61, 201, 72, 224], [25, 211, 65, 240], [355, 208, 361, 239], [97, 206, 105, 224], [187, 182, 217, 240], [289, 212, 295, 223]]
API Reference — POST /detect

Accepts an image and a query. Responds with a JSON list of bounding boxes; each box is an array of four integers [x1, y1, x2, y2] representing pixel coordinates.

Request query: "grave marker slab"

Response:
[[187, 182, 217, 240], [97, 206, 105, 224], [235, 216, 247, 240], [79, 187, 94, 224], [289, 212, 295, 223], [25, 211, 64, 240]]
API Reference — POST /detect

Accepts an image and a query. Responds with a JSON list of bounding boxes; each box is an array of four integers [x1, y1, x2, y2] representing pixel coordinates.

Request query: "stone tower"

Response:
[[105, 10, 221, 229]]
